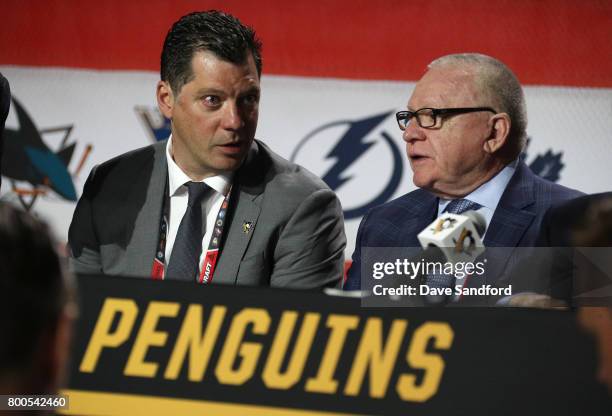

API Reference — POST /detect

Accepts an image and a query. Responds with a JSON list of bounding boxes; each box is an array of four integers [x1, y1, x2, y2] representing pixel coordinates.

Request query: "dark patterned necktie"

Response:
[[444, 198, 482, 214], [166, 182, 209, 281]]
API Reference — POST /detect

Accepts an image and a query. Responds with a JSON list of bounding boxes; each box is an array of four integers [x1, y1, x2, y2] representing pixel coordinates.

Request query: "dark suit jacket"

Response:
[[69, 139, 346, 289], [344, 161, 583, 290]]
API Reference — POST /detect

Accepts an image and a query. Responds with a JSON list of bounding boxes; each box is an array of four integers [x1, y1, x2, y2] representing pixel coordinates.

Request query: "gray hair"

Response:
[[429, 53, 527, 159]]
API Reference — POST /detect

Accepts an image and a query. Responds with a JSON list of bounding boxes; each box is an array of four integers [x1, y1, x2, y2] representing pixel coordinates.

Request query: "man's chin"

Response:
[[412, 176, 452, 198], [411, 173, 432, 190], [210, 154, 248, 173]]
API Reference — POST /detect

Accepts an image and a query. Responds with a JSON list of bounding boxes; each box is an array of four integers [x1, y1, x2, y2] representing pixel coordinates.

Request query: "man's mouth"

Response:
[[218, 142, 244, 154], [407, 144, 429, 162], [409, 153, 429, 162]]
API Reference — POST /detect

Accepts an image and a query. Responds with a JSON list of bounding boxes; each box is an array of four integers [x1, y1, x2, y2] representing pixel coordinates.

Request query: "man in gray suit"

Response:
[[68, 11, 346, 289]]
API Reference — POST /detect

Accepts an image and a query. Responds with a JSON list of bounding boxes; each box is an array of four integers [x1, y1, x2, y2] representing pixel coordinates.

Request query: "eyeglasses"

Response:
[[395, 107, 497, 130]]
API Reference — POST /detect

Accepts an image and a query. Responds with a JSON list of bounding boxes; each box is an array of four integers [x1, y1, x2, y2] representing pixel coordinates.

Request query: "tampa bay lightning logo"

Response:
[[290, 111, 403, 219]]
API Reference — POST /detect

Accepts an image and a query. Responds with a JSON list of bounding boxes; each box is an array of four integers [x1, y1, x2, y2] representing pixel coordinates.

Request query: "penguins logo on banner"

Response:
[[291, 111, 404, 220]]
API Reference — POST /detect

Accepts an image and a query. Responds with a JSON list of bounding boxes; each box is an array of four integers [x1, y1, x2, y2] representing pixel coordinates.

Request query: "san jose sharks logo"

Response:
[[1, 97, 92, 210]]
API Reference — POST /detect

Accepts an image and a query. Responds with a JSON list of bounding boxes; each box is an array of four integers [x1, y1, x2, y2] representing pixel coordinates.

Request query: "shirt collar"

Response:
[[166, 136, 233, 197], [438, 159, 518, 212]]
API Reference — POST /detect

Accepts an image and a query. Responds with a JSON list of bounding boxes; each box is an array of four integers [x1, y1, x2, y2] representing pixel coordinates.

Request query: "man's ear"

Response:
[[156, 81, 174, 119], [483, 113, 511, 154]]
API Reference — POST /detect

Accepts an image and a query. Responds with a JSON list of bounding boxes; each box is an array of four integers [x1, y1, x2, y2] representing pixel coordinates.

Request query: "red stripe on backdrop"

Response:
[[2, 0, 611, 87]]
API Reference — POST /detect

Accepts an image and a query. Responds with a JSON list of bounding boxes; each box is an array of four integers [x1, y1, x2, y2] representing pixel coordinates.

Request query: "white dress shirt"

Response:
[[436, 161, 518, 297], [164, 136, 232, 277], [437, 159, 518, 239]]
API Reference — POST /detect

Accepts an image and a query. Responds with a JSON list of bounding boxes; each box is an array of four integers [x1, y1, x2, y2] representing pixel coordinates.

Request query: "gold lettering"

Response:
[[397, 322, 454, 402], [344, 318, 407, 397], [305, 314, 359, 394], [79, 298, 138, 373], [215, 308, 270, 385], [124, 301, 180, 377], [262, 312, 320, 389], [164, 305, 227, 381]]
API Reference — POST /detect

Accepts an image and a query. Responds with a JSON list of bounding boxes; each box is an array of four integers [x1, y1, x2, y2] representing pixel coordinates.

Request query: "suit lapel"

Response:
[[213, 141, 264, 284], [123, 141, 167, 277], [214, 190, 261, 284], [398, 190, 438, 247], [482, 162, 537, 282]]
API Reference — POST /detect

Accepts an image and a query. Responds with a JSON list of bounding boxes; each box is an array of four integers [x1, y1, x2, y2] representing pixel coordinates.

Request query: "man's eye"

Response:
[[202, 96, 220, 106], [241, 94, 259, 106]]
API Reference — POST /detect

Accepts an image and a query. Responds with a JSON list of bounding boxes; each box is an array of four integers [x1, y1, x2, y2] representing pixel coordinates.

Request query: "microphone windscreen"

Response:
[[462, 210, 486, 237]]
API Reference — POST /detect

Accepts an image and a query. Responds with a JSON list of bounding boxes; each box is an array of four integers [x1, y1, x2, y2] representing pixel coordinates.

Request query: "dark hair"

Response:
[[161, 10, 263, 95], [0, 203, 69, 378]]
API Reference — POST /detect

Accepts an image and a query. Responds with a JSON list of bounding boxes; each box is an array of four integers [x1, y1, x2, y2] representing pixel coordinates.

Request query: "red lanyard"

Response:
[[198, 192, 230, 283], [151, 180, 232, 283]]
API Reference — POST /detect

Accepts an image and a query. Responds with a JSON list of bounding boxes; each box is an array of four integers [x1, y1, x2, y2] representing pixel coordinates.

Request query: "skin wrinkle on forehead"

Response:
[[410, 70, 483, 110], [430, 63, 500, 111]]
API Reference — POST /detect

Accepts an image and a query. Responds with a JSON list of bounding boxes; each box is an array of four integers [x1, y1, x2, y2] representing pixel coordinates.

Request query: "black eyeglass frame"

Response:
[[396, 107, 497, 130]]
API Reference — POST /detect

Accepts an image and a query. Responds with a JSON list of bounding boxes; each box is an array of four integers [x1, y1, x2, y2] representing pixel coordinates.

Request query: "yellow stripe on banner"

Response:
[[58, 389, 364, 416]]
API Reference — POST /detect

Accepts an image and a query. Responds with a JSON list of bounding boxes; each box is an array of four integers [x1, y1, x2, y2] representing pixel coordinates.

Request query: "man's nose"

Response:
[[402, 120, 425, 143], [221, 102, 243, 130]]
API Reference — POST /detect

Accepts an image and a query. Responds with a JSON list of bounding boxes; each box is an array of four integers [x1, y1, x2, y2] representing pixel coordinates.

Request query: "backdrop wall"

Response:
[[1, 0, 611, 257]]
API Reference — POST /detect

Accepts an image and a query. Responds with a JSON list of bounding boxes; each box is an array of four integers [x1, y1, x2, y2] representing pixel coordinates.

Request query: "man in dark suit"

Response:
[[0, 72, 10, 189], [344, 53, 581, 292], [69, 11, 346, 289]]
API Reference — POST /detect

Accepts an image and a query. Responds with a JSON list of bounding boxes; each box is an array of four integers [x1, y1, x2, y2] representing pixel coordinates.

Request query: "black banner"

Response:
[[63, 274, 611, 415]]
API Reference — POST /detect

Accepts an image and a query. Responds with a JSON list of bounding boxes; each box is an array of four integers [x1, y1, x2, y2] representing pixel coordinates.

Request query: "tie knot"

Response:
[[444, 198, 481, 215], [185, 182, 209, 207]]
